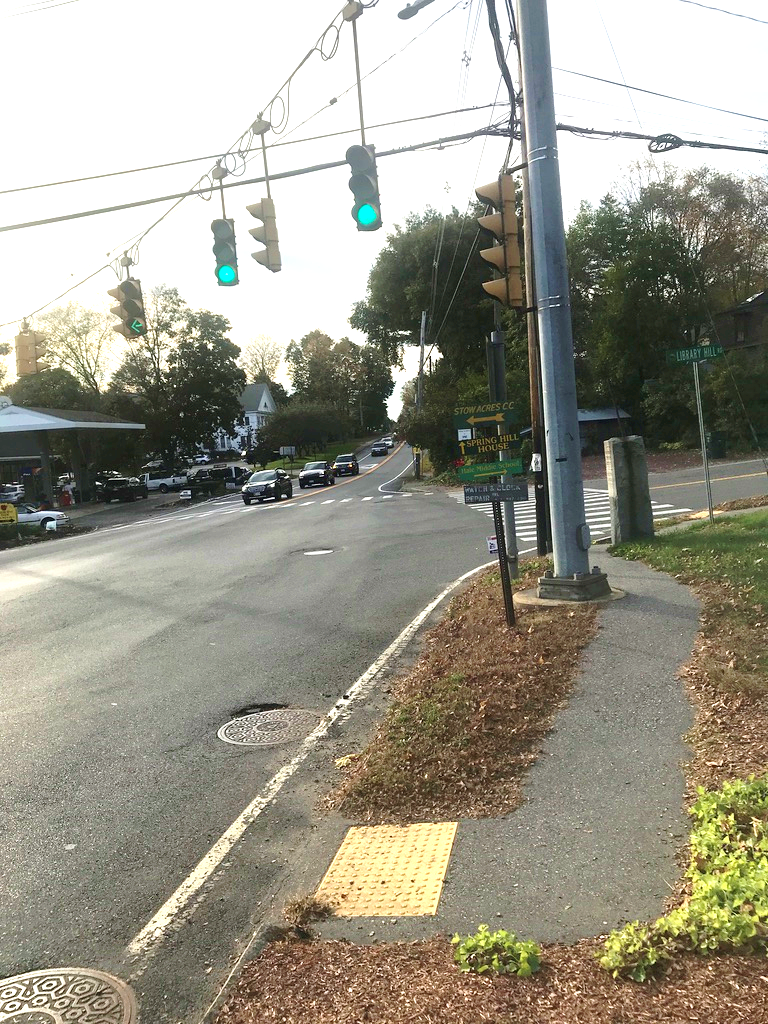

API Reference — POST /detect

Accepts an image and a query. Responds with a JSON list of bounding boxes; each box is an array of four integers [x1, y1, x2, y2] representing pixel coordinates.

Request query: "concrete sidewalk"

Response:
[[314, 549, 699, 945]]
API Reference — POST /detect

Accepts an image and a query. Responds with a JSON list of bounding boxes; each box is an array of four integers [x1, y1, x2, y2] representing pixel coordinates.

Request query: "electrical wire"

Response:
[[5, 0, 81, 17], [673, 0, 768, 25], [0, 103, 508, 198], [554, 67, 768, 125], [556, 122, 768, 156]]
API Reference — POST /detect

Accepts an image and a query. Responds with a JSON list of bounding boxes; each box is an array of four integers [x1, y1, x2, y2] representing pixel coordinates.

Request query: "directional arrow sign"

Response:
[[453, 400, 517, 430], [459, 433, 521, 457], [666, 343, 724, 365], [458, 459, 524, 480]]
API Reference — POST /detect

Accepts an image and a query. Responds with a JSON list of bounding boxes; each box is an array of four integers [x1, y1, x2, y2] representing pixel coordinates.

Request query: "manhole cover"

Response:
[[0, 968, 137, 1024], [217, 708, 323, 746]]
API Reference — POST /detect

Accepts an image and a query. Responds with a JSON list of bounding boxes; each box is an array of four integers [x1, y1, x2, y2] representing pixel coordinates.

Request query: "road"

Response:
[[3, 448, 765, 1022], [0, 443, 496, 1023]]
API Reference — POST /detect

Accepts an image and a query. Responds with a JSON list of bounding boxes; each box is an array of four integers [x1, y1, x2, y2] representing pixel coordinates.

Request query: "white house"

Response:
[[214, 382, 277, 451]]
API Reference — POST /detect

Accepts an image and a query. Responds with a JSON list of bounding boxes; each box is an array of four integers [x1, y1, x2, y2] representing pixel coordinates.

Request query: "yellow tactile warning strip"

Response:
[[315, 821, 458, 917]]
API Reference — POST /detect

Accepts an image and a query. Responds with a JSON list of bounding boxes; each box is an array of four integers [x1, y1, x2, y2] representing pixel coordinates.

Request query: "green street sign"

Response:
[[458, 459, 524, 480], [459, 433, 521, 457], [666, 343, 724, 365], [453, 400, 517, 430]]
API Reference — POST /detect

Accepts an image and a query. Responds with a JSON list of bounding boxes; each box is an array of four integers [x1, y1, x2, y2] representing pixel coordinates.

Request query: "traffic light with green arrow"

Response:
[[346, 143, 382, 231], [211, 218, 239, 286], [107, 279, 148, 338]]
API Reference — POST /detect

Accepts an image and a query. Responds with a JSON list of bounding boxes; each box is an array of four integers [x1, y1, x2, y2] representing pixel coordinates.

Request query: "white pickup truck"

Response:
[[140, 469, 188, 494]]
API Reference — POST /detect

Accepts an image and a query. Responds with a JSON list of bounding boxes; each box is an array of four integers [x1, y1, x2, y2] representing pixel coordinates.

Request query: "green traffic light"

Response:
[[356, 203, 379, 227], [217, 264, 237, 284]]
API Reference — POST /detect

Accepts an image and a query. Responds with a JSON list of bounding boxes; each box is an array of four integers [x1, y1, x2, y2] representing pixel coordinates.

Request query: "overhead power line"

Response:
[[674, 0, 768, 25], [554, 67, 768, 125], [0, 103, 509, 198], [0, 124, 511, 236], [557, 122, 768, 156]]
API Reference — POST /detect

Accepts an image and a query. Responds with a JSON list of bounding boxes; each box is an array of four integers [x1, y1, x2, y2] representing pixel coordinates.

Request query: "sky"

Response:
[[1, 0, 766, 416]]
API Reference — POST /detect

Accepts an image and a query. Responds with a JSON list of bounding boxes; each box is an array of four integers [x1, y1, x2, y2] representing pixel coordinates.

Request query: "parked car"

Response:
[[140, 469, 188, 494], [242, 469, 293, 504], [332, 453, 359, 477], [370, 442, 388, 457], [0, 483, 24, 503], [298, 461, 335, 488], [101, 477, 148, 503], [16, 503, 70, 530], [192, 454, 211, 465]]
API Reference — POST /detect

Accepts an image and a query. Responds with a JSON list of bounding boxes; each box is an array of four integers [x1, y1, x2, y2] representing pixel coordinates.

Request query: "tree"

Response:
[[8, 367, 95, 411], [109, 289, 245, 465], [350, 206, 495, 380], [0, 342, 10, 391], [35, 302, 115, 393], [258, 402, 347, 457], [240, 335, 282, 382]]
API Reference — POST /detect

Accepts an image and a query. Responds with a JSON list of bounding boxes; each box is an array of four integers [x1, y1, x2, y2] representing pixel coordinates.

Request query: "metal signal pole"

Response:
[[516, 0, 609, 599]]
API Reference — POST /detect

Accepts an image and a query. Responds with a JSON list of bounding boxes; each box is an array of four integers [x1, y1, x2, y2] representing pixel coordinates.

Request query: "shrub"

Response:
[[599, 774, 768, 981], [452, 924, 541, 977]]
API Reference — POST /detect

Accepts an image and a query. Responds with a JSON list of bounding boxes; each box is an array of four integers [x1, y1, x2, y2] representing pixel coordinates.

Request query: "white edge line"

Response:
[[124, 556, 497, 964], [378, 458, 413, 493]]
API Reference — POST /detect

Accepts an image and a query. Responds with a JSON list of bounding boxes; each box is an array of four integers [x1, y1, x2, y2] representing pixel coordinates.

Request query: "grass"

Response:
[[326, 559, 598, 823], [613, 510, 768, 790]]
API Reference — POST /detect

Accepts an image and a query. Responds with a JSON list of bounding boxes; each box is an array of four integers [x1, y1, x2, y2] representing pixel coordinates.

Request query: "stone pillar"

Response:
[[605, 435, 654, 544]]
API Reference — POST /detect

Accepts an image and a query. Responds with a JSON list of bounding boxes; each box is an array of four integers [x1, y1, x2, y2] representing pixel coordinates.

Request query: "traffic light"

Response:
[[346, 144, 382, 231], [475, 174, 523, 307], [247, 198, 281, 273], [14, 330, 48, 375], [211, 218, 239, 286], [107, 278, 148, 338]]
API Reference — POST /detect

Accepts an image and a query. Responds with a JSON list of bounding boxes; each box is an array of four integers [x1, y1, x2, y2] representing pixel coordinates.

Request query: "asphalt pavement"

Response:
[[0, 443, 496, 1023]]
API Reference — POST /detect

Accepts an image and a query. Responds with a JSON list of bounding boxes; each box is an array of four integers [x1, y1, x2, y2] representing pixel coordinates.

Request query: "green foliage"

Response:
[[452, 924, 542, 977], [285, 330, 393, 430], [599, 773, 768, 981], [258, 401, 349, 457]]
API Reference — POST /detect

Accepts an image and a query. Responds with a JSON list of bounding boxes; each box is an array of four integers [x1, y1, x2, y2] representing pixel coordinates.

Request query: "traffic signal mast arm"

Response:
[[475, 175, 523, 307]]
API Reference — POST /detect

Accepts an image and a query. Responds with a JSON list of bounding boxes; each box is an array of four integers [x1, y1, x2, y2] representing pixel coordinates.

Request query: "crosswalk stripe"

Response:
[[321, 499, 335, 504], [361, 496, 373, 501]]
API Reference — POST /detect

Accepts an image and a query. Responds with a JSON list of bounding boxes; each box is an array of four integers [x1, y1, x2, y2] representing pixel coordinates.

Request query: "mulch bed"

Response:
[[215, 935, 768, 1024], [325, 563, 597, 823]]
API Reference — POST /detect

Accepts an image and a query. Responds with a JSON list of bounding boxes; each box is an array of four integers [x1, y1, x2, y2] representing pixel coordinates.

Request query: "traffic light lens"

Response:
[[217, 264, 237, 284], [356, 203, 378, 227]]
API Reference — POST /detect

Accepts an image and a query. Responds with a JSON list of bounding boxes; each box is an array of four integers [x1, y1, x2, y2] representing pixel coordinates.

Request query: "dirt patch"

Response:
[[325, 562, 597, 823], [0, 524, 93, 550], [215, 935, 768, 1024]]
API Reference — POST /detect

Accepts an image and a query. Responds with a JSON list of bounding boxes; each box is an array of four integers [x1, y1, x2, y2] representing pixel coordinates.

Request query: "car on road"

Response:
[[370, 442, 388, 457], [101, 477, 148, 503], [332, 453, 359, 477], [298, 461, 335, 488], [16, 503, 71, 530], [242, 469, 293, 504], [381, 436, 394, 449]]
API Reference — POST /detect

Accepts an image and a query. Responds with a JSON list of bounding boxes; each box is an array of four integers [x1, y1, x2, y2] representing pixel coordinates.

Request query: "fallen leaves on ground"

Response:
[[325, 562, 597, 823], [215, 935, 768, 1024]]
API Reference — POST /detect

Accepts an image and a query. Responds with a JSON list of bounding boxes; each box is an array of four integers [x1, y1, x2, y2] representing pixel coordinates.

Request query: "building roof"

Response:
[[718, 290, 768, 316], [0, 400, 145, 434], [240, 382, 274, 413]]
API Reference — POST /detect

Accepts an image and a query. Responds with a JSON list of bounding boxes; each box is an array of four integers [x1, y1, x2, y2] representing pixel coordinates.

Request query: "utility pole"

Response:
[[691, 329, 715, 524], [516, 65, 551, 556], [516, 0, 609, 600], [415, 309, 427, 479]]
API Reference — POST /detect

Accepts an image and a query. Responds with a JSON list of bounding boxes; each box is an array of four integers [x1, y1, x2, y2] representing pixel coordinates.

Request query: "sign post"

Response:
[[667, 337, 725, 525]]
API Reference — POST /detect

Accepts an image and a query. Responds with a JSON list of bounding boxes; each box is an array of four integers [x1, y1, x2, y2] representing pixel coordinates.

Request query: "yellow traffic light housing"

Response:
[[14, 330, 48, 375], [107, 279, 148, 338], [475, 174, 523, 307], [247, 198, 281, 273]]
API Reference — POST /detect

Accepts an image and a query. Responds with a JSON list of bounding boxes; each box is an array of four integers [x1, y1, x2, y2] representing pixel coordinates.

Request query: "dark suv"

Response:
[[242, 469, 293, 504], [298, 461, 335, 488], [101, 477, 148, 502], [332, 453, 359, 477]]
